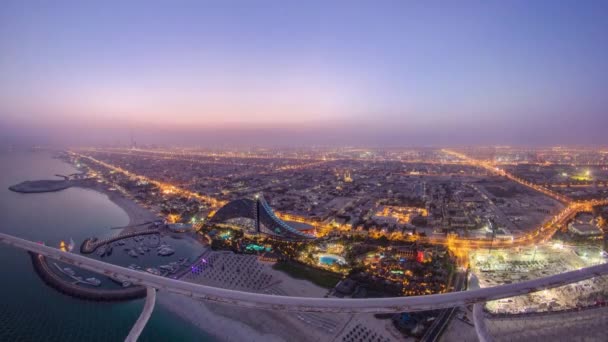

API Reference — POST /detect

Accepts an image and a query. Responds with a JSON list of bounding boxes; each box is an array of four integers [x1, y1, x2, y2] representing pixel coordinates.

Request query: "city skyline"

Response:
[[4, 145, 608, 341], [3, 2, 608, 341], [2, 1, 608, 146]]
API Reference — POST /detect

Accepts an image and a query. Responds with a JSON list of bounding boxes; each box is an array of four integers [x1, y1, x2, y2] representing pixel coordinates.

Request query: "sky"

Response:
[[1, 0, 608, 147]]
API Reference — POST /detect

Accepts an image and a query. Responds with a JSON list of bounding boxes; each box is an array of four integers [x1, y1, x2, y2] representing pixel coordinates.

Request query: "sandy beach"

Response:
[[159, 248, 347, 342], [158, 292, 286, 342], [158, 270, 348, 342], [74, 181, 301, 341]]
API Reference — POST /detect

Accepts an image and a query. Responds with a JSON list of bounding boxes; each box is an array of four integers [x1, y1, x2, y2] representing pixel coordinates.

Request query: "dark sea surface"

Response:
[[0, 151, 215, 341]]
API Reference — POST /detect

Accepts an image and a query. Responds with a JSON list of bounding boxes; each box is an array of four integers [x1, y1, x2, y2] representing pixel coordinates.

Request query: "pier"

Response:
[[80, 229, 161, 254], [125, 287, 157, 342], [109, 221, 153, 230]]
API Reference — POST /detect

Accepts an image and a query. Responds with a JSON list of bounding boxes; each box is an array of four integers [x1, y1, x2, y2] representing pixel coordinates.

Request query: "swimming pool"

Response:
[[318, 254, 346, 266], [245, 244, 271, 252]]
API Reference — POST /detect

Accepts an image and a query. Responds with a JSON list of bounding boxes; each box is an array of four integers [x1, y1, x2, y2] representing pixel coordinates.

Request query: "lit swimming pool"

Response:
[[318, 254, 346, 266], [245, 244, 271, 252]]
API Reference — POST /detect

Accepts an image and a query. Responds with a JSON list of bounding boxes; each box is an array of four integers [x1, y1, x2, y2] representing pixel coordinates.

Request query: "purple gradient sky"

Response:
[[1, 1, 607, 147]]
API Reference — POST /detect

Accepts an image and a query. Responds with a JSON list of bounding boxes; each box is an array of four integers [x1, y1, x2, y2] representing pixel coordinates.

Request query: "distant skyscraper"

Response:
[[130, 129, 137, 149]]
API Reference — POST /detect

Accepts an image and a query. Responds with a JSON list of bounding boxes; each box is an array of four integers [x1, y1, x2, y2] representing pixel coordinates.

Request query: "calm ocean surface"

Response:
[[0, 151, 215, 341]]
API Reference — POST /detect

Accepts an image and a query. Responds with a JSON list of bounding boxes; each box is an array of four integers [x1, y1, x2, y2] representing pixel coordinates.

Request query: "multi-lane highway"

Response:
[[442, 149, 571, 203]]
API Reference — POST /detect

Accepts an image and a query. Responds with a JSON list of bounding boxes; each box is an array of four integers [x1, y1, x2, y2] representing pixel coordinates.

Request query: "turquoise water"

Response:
[[245, 244, 271, 252], [0, 151, 215, 341], [318, 254, 345, 266], [319, 256, 338, 265]]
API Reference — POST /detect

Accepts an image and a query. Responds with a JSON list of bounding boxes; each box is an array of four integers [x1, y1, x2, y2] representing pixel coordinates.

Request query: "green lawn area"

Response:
[[272, 261, 342, 289]]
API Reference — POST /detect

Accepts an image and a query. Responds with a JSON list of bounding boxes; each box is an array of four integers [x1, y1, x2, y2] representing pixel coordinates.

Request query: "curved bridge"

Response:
[[2, 232, 607, 313], [2, 232, 608, 341], [208, 195, 316, 240]]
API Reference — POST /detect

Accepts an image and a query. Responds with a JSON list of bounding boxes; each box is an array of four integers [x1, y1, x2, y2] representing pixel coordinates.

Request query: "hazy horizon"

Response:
[[2, 1, 608, 147]]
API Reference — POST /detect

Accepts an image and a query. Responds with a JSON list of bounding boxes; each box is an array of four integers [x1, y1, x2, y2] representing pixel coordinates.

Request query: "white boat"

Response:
[[156, 243, 170, 250], [68, 238, 75, 252], [157, 247, 175, 256], [128, 249, 138, 258], [86, 277, 101, 286], [97, 245, 107, 257], [146, 268, 161, 276]]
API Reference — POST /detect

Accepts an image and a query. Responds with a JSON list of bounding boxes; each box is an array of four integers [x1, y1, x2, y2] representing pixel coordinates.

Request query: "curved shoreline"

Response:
[[12, 174, 327, 341], [11, 177, 160, 230], [29, 251, 147, 301], [75, 182, 160, 229]]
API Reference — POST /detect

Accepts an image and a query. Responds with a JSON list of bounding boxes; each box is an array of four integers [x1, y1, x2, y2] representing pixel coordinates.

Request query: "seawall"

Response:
[[28, 251, 147, 302]]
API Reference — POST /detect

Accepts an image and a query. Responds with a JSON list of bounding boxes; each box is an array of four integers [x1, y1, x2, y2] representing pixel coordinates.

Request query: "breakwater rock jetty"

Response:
[[28, 252, 147, 301]]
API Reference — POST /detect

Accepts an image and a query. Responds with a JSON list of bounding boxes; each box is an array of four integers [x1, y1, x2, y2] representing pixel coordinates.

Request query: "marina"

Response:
[[31, 233, 200, 300], [52, 262, 101, 286], [80, 228, 161, 254], [0, 151, 212, 341], [29, 252, 147, 301]]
